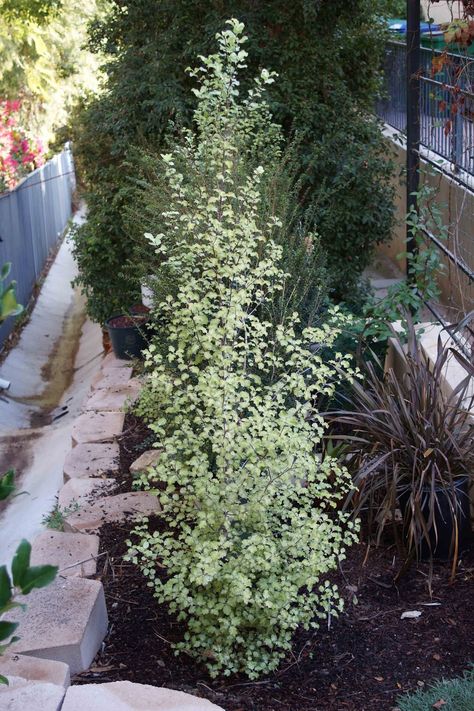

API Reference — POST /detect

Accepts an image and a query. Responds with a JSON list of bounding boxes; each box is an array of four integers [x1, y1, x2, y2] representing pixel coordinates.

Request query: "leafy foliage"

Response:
[[342, 179, 447, 348], [0, 471, 57, 684], [0, 0, 104, 147], [0, 263, 23, 323], [384, 0, 407, 16], [128, 23, 357, 678], [0, 0, 62, 23], [122, 109, 328, 331], [69, 191, 143, 324], [70, 0, 395, 321], [328, 321, 474, 567]]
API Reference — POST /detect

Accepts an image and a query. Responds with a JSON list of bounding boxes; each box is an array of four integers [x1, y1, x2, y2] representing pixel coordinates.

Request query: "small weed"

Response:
[[42, 501, 79, 531]]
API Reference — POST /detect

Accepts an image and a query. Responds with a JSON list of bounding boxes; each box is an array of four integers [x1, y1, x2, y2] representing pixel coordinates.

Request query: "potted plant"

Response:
[[327, 321, 474, 572], [105, 311, 149, 360]]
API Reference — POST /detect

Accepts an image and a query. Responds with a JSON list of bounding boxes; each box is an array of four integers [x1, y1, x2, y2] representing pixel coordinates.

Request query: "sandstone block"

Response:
[[91, 366, 133, 391], [71, 412, 125, 446], [101, 352, 132, 370], [58, 478, 116, 510], [129, 449, 162, 475], [0, 654, 70, 688], [9, 578, 108, 676], [63, 442, 120, 481], [84, 382, 141, 413], [61, 681, 226, 711], [0, 676, 65, 711], [64, 492, 160, 533], [31, 531, 100, 577]]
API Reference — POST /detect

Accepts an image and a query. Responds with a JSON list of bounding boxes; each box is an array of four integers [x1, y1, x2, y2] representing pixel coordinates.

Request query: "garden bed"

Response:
[[74, 415, 474, 711]]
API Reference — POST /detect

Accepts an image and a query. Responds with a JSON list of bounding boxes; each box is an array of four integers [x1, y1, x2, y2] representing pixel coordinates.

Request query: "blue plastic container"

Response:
[[387, 18, 440, 34]]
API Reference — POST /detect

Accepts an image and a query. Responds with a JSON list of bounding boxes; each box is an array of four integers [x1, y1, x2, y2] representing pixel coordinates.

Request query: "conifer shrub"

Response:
[[128, 21, 357, 679]]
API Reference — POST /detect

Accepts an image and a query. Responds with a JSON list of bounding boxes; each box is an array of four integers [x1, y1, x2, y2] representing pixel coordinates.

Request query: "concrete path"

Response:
[[0, 208, 103, 564]]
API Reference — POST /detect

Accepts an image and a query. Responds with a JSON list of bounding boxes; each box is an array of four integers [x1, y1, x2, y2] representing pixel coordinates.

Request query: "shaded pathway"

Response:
[[0, 208, 103, 563]]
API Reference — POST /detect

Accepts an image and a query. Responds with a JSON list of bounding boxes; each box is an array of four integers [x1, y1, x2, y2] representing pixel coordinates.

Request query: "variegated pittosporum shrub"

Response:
[[124, 90, 327, 331], [126, 25, 326, 332], [128, 21, 357, 679]]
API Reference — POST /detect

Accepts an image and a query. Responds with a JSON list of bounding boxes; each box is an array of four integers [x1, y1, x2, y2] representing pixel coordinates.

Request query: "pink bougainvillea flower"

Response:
[[0, 98, 46, 191]]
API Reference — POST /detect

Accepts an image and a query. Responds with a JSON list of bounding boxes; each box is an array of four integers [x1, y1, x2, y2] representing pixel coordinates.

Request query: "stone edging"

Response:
[[0, 351, 225, 710]]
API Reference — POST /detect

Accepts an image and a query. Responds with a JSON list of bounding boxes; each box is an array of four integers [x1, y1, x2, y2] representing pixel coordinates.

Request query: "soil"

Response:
[[74, 415, 474, 711], [107, 315, 149, 329], [129, 303, 151, 315]]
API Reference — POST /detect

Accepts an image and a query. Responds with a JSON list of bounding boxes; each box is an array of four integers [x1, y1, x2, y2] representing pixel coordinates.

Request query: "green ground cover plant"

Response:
[[398, 668, 474, 711], [127, 22, 358, 679]]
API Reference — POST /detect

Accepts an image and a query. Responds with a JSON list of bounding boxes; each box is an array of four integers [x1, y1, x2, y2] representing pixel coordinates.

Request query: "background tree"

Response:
[[70, 0, 396, 323], [0, 0, 104, 147]]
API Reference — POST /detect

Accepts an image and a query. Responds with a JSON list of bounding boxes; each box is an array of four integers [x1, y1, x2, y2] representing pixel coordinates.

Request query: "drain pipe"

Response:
[[0, 377, 11, 391], [406, 0, 421, 287]]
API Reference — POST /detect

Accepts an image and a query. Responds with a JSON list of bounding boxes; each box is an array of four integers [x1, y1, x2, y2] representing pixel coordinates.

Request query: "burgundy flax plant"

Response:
[[327, 321, 474, 580]]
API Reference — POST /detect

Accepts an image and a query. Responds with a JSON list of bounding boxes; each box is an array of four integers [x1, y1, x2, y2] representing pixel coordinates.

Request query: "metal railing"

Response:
[[377, 40, 474, 357], [0, 144, 76, 350], [377, 40, 474, 176]]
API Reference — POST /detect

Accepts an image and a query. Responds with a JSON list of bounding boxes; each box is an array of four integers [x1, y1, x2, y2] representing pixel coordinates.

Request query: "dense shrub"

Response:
[[69, 173, 143, 322], [70, 0, 395, 322], [385, 0, 407, 16], [128, 23, 357, 678], [121, 110, 328, 331]]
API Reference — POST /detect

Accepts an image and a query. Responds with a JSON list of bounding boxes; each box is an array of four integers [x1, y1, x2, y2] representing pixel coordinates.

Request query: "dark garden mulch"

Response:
[[73, 415, 474, 711]]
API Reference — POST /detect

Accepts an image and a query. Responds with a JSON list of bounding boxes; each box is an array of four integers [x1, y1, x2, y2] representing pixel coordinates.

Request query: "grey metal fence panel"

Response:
[[377, 41, 407, 133], [0, 145, 75, 350], [377, 40, 474, 177]]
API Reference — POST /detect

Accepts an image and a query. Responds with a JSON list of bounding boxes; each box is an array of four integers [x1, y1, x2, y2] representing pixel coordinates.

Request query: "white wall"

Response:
[[421, 0, 462, 23]]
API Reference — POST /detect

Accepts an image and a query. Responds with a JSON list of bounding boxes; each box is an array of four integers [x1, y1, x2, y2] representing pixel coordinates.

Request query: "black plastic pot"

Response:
[[400, 476, 472, 561], [106, 314, 148, 360]]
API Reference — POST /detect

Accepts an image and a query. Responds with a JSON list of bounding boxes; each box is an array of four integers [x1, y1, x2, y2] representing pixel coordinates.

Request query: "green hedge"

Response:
[[70, 0, 395, 323]]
